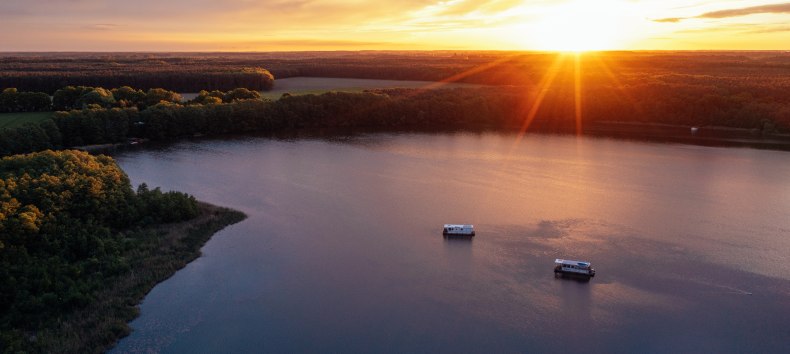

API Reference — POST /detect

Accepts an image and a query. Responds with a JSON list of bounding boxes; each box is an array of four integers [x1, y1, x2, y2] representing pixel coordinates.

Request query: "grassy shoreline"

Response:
[[26, 202, 246, 354]]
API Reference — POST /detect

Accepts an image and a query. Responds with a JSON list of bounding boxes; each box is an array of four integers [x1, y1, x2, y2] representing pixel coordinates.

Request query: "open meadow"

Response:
[[181, 77, 485, 100], [0, 111, 53, 129]]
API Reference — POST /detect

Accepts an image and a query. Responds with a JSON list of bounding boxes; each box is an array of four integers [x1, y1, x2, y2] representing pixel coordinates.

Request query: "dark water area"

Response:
[[110, 133, 790, 353]]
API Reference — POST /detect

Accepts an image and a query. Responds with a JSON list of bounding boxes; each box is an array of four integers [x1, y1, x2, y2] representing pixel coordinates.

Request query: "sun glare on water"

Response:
[[527, 0, 633, 52]]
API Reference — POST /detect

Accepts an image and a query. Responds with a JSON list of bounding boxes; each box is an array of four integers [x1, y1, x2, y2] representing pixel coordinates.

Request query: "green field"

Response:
[[182, 77, 485, 101], [0, 111, 54, 129]]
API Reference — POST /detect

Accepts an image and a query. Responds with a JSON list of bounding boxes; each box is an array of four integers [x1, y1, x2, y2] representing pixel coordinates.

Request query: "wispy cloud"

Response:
[[698, 3, 790, 19], [654, 2, 790, 22], [653, 17, 682, 23], [431, 0, 525, 17], [746, 25, 790, 33]]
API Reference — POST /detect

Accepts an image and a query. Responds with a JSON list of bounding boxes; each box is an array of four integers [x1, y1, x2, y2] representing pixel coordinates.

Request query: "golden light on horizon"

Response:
[[0, 0, 787, 51], [525, 0, 635, 52]]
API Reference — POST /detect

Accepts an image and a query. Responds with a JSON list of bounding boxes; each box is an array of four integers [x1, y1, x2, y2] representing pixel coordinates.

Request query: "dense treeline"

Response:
[[0, 88, 51, 112], [0, 86, 267, 155], [0, 51, 790, 100], [0, 55, 274, 94], [0, 85, 189, 113], [4, 51, 789, 98], [5, 88, 529, 151], [52, 86, 182, 111], [3, 51, 788, 130], [0, 150, 201, 352], [0, 119, 61, 156], [1, 78, 788, 157], [46, 85, 261, 111]]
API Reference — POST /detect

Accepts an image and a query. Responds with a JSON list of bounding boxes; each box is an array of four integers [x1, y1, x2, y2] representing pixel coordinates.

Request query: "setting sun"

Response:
[[1, 0, 789, 51], [528, 0, 634, 51]]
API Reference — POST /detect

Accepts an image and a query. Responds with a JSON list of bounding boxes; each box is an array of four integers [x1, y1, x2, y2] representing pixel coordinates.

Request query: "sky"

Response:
[[0, 0, 788, 51]]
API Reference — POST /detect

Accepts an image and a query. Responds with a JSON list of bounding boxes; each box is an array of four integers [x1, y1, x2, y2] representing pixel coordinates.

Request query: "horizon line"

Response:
[[2, 49, 789, 54]]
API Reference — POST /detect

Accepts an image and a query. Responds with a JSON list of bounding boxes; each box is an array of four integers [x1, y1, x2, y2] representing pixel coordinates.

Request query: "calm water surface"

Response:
[[110, 133, 790, 353]]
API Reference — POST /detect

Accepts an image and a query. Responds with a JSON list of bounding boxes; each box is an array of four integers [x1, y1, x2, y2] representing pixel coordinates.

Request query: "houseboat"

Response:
[[554, 259, 595, 277], [443, 224, 475, 236]]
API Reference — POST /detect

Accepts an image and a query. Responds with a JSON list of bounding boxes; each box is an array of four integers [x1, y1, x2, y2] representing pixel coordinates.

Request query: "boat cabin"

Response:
[[554, 259, 595, 277], [443, 224, 475, 236]]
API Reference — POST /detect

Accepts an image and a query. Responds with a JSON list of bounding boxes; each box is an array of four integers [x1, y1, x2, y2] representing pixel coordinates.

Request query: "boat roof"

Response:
[[444, 224, 473, 228], [555, 259, 591, 267]]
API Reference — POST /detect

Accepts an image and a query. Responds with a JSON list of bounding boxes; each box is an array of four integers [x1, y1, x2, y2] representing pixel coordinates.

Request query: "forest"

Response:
[[1, 51, 788, 142], [3, 51, 788, 100], [0, 150, 244, 353], [0, 53, 274, 93], [1, 76, 788, 157]]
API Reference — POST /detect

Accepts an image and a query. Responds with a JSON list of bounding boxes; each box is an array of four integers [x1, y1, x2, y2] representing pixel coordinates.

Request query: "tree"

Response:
[[142, 88, 182, 108], [111, 86, 145, 107], [201, 96, 222, 105], [191, 90, 225, 105], [22, 92, 52, 111], [0, 88, 19, 112], [76, 88, 116, 108], [241, 67, 275, 90], [53, 86, 95, 110], [139, 102, 179, 139], [224, 88, 261, 102], [0, 89, 51, 112]]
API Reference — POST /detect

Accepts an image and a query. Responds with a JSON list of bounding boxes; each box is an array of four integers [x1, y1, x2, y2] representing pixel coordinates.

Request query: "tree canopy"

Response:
[[0, 150, 201, 351], [0, 88, 51, 112]]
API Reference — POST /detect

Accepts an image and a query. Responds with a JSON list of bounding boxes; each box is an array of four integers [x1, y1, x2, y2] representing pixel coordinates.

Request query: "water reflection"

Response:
[[557, 274, 593, 331], [554, 273, 593, 283], [111, 132, 790, 353], [442, 235, 475, 242]]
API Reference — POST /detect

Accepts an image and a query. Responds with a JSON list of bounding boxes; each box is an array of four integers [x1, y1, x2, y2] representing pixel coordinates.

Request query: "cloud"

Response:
[[654, 2, 790, 22], [698, 3, 790, 19], [674, 23, 756, 34], [746, 25, 790, 33], [431, 0, 525, 17], [653, 17, 683, 23]]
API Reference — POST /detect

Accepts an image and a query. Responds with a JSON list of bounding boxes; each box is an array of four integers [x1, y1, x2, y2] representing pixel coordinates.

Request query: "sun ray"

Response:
[[508, 53, 567, 153], [590, 54, 648, 119], [420, 53, 522, 89], [574, 53, 583, 136], [477, 53, 566, 218]]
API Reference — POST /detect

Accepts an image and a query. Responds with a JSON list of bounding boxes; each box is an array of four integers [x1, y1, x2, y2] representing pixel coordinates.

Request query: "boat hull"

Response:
[[443, 231, 475, 236], [554, 272, 592, 282], [554, 267, 595, 277]]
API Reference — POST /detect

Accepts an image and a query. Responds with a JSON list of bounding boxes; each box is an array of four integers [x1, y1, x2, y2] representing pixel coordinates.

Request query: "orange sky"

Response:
[[1, 0, 788, 51]]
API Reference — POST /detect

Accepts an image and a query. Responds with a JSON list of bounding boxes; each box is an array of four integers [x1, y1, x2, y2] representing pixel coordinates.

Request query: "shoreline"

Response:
[[583, 121, 790, 150], [29, 202, 246, 354], [64, 121, 790, 156]]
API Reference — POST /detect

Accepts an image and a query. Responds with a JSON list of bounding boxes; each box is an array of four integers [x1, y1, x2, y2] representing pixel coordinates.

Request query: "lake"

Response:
[[110, 132, 790, 353]]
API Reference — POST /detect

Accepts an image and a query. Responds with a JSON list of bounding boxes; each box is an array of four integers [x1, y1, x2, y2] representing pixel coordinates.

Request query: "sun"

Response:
[[528, 0, 632, 52]]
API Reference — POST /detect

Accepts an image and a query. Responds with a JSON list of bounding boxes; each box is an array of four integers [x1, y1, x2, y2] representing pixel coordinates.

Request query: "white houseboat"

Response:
[[554, 259, 595, 277], [443, 224, 475, 236]]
